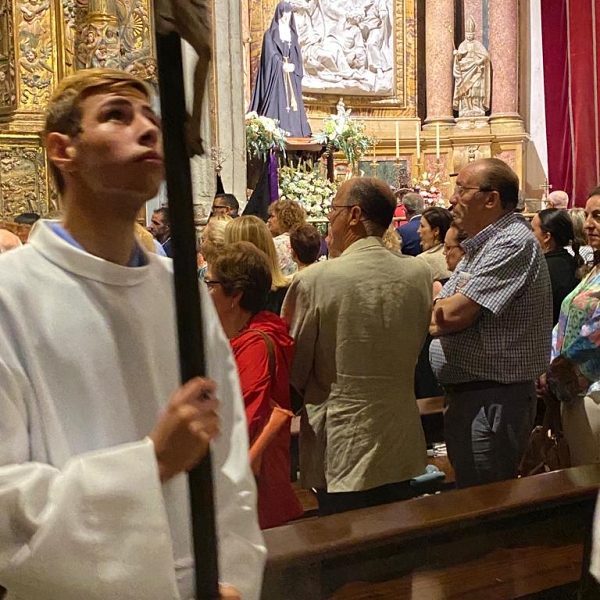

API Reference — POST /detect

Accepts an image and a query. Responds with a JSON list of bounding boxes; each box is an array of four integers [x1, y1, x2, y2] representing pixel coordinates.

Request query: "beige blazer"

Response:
[[282, 237, 433, 492], [417, 243, 452, 281]]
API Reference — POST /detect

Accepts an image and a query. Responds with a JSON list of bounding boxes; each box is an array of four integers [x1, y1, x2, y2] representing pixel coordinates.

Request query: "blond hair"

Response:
[[568, 208, 588, 247], [382, 224, 401, 252], [44, 68, 151, 194], [202, 214, 232, 263], [224, 216, 288, 290]]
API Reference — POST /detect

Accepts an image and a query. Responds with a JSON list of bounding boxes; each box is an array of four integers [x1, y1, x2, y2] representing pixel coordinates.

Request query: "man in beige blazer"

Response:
[[282, 177, 433, 515]]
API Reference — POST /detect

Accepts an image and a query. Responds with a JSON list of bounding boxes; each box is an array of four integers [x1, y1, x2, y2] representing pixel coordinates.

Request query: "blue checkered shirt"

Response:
[[429, 212, 553, 385]]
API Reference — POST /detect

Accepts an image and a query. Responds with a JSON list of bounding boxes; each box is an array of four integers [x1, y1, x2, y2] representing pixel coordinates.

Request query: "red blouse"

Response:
[[230, 311, 303, 529]]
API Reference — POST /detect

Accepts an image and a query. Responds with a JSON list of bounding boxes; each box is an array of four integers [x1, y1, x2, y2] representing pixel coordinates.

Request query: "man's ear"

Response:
[[46, 132, 76, 174], [349, 204, 362, 226], [485, 190, 501, 210]]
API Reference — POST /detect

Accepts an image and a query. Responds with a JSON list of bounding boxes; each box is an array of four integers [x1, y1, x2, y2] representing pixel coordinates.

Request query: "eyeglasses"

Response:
[[327, 203, 357, 214], [453, 184, 491, 198], [443, 244, 462, 253], [203, 278, 223, 290], [211, 205, 229, 210]]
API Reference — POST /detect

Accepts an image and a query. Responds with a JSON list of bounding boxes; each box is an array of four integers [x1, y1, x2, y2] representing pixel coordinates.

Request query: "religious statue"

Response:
[[362, 0, 392, 75], [249, 1, 311, 138], [334, 97, 351, 134], [452, 18, 491, 118]]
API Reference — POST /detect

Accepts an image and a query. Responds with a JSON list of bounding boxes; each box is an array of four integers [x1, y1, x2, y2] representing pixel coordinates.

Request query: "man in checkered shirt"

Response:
[[429, 158, 552, 489]]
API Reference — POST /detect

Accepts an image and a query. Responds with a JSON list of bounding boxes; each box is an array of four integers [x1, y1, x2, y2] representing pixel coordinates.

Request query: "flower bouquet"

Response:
[[245, 112, 288, 162], [312, 112, 372, 170], [413, 171, 449, 207], [278, 161, 337, 219]]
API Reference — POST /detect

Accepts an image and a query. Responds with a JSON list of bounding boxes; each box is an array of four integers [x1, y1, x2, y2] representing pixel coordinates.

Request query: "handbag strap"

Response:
[[251, 328, 295, 417], [253, 329, 276, 382], [253, 329, 285, 412], [543, 391, 564, 436]]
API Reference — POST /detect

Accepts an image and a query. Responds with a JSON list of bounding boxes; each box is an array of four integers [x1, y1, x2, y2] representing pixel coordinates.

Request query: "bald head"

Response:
[[546, 190, 569, 209], [339, 177, 396, 234], [0, 229, 22, 254]]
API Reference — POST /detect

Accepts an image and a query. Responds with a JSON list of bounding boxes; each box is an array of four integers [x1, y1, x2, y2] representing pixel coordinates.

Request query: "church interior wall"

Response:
[[0, 0, 548, 220], [246, 0, 533, 206]]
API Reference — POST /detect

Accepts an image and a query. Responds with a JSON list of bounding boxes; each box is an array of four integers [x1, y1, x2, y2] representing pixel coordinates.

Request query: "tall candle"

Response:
[[415, 122, 421, 159], [435, 123, 440, 159], [395, 122, 400, 159]]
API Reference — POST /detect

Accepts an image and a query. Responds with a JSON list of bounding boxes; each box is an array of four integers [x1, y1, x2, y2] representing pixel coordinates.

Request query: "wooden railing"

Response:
[[262, 464, 600, 600]]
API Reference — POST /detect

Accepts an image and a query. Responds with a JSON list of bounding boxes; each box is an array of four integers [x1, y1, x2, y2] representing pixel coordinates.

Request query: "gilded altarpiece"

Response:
[[248, 0, 417, 119], [0, 142, 50, 215], [0, 0, 156, 220]]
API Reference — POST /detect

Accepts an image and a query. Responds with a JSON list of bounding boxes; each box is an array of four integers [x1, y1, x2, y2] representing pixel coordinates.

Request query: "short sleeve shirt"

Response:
[[429, 212, 553, 384]]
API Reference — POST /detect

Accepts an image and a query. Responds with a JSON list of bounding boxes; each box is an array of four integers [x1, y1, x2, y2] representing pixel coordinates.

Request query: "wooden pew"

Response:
[[262, 464, 600, 600]]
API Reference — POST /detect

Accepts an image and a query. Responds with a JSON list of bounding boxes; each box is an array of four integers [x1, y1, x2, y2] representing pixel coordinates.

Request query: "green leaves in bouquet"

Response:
[[278, 160, 338, 219], [245, 112, 289, 162]]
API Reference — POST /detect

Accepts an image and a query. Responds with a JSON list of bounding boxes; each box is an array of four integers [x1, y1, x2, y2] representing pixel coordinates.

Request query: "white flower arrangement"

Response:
[[245, 112, 288, 162], [312, 106, 372, 168], [413, 171, 450, 207], [278, 162, 337, 219]]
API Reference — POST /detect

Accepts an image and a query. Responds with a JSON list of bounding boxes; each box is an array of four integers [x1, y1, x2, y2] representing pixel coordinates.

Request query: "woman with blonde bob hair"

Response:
[[225, 215, 290, 314]]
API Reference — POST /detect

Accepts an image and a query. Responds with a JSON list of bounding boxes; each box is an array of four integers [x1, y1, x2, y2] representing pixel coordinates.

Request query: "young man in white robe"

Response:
[[0, 69, 265, 600]]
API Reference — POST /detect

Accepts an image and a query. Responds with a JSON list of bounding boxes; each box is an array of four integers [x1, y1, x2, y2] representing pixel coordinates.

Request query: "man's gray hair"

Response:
[[402, 192, 424, 216]]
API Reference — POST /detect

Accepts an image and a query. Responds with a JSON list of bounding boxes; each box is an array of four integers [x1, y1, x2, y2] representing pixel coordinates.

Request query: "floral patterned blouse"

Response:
[[273, 233, 298, 276], [552, 266, 600, 393]]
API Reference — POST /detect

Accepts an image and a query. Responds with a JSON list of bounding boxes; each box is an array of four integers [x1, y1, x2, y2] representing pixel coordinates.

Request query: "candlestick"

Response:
[[415, 122, 421, 159], [435, 123, 440, 159], [395, 121, 400, 159]]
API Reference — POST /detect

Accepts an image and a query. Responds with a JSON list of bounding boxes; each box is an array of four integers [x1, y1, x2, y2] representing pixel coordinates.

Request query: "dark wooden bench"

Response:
[[262, 464, 600, 600]]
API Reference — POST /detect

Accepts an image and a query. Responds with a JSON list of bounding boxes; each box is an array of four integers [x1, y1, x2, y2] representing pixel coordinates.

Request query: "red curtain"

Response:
[[542, 0, 600, 206]]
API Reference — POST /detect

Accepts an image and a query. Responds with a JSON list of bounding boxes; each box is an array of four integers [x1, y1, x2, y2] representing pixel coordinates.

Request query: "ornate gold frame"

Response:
[[248, 0, 417, 118]]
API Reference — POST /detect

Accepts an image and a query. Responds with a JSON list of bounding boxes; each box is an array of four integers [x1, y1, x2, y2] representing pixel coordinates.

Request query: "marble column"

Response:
[[489, 0, 521, 120], [424, 0, 454, 124], [214, 0, 247, 207]]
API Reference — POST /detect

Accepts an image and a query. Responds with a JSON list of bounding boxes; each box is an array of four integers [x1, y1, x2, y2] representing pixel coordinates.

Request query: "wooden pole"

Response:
[[154, 30, 220, 599]]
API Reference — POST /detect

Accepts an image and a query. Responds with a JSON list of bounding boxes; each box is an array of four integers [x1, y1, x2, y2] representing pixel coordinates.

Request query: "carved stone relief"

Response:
[[249, 0, 417, 115], [0, 145, 53, 218], [291, 0, 394, 96], [60, 0, 156, 84], [17, 0, 55, 107]]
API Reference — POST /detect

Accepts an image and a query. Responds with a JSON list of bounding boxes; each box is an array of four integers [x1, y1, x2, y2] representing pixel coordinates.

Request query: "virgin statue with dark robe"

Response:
[[249, 2, 311, 138]]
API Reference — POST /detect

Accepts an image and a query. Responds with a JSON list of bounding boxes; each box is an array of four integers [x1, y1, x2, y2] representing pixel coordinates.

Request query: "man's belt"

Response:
[[442, 380, 509, 394]]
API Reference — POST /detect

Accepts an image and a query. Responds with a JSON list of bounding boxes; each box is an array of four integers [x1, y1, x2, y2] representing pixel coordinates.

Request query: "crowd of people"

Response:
[[0, 67, 599, 599]]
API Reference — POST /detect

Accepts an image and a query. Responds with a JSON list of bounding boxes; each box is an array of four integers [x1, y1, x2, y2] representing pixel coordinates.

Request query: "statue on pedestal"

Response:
[[249, 2, 311, 138], [452, 18, 491, 118]]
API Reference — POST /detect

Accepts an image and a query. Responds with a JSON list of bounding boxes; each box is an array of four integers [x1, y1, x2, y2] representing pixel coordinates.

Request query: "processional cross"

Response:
[[153, 0, 220, 597]]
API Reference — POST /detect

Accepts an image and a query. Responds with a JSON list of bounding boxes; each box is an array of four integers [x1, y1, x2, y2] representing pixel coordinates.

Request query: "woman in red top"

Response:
[[205, 241, 303, 529]]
